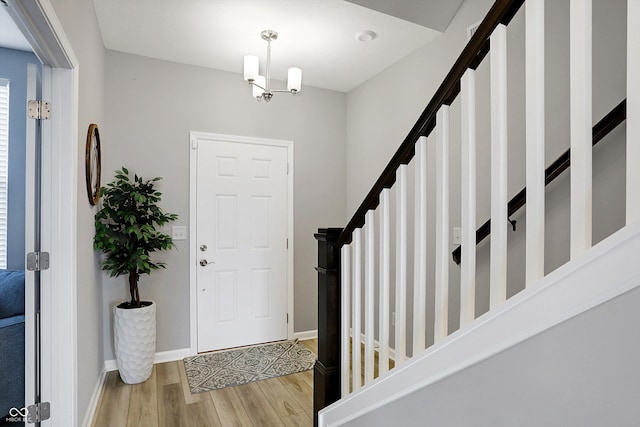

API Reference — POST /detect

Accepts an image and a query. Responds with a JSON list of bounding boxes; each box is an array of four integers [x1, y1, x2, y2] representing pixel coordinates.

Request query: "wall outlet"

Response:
[[171, 226, 187, 241], [453, 227, 462, 245]]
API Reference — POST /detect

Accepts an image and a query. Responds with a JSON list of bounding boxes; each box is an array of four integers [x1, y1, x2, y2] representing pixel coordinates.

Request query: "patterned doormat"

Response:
[[183, 340, 316, 393]]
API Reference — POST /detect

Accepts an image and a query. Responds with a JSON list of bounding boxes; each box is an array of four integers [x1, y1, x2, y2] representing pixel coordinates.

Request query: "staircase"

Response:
[[314, 0, 640, 425]]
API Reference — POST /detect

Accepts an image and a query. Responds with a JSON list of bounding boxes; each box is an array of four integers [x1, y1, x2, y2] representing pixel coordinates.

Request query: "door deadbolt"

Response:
[[200, 244, 208, 252]]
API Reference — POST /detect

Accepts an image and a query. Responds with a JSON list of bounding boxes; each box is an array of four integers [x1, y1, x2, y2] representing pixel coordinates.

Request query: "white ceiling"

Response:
[[0, 4, 32, 52], [1, 1, 463, 93], [92, 0, 452, 93]]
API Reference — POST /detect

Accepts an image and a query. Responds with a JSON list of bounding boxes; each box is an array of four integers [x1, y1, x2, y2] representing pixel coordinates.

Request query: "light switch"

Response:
[[172, 226, 187, 241]]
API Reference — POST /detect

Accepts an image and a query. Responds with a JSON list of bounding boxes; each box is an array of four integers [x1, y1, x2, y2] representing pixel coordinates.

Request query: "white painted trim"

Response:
[[104, 347, 194, 372], [434, 107, 450, 343], [525, 0, 546, 285], [352, 228, 363, 392], [460, 69, 477, 327], [6, 1, 80, 426], [394, 166, 408, 363], [293, 330, 318, 341], [189, 132, 295, 355], [47, 65, 79, 427], [341, 245, 351, 397], [319, 223, 640, 427], [413, 137, 427, 352], [364, 210, 375, 384], [569, 0, 593, 258], [489, 24, 508, 308], [24, 62, 38, 424], [155, 348, 194, 364], [7, 0, 78, 68], [626, 0, 640, 224], [80, 368, 107, 427], [378, 189, 390, 376]]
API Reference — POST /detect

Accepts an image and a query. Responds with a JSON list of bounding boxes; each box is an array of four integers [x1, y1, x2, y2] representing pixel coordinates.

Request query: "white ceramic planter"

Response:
[[113, 301, 156, 384]]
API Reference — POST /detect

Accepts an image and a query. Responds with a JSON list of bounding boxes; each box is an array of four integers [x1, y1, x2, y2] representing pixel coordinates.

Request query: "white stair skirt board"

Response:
[[319, 222, 640, 427]]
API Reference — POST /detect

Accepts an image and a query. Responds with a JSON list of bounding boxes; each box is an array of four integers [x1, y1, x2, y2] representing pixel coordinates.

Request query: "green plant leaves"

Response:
[[93, 167, 179, 305]]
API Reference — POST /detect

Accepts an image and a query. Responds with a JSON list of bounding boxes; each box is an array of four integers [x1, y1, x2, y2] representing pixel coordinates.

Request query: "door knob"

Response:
[[200, 259, 215, 267]]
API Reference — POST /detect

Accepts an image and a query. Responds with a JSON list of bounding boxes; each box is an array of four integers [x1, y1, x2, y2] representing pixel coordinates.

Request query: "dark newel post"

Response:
[[314, 228, 343, 427]]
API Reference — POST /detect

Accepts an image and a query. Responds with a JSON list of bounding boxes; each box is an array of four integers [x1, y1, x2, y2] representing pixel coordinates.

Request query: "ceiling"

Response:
[[92, 0, 462, 93], [0, 4, 32, 52], [1, 1, 464, 93]]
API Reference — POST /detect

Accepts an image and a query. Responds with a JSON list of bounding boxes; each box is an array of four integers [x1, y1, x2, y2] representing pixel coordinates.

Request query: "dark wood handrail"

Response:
[[452, 99, 627, 264], [335, 0, 525, 248]]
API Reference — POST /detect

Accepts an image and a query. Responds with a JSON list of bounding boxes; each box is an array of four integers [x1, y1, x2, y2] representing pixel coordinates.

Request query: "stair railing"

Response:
[[314, 0, 640, 425], [452, 99, 627, 264]]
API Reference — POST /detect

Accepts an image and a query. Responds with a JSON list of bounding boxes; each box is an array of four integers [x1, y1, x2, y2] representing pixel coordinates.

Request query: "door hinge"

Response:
[[27, 100, 51, 120], [27, 402, 51, 423], [287, 313, 289, 324], [26, 251, 50, 271], [286, 238, 289, 249]]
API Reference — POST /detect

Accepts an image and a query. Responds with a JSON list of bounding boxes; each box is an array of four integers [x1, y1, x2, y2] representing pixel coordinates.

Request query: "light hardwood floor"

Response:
[[91, 339, 318, 427]]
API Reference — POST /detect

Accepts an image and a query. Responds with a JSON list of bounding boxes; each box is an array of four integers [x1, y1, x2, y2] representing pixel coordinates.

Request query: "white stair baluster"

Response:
[[341, 244, 351, 397], [435, 106, 450, 343], [627, 0, 640, 224], [460, 69, 477, 327], [379, 189, 391, 375], [413, 136, 428, 352], [394, 166, 408, 362], [352, 228, 362, 392], [490, 24, 508, 309], [526, 0, 546, 285], [570, 0, 592, 259], [364, 210, 375, 384]]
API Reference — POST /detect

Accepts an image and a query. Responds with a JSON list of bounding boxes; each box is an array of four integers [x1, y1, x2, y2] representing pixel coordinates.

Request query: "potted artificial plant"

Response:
[[94, 167, 178, 384]]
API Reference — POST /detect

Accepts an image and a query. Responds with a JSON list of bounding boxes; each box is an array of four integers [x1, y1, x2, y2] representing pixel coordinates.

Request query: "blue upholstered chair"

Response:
[[0, 270, 25, 420]]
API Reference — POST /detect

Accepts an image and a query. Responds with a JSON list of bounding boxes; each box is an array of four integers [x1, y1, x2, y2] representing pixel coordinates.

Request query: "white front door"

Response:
[[195, 137, 289, 352]]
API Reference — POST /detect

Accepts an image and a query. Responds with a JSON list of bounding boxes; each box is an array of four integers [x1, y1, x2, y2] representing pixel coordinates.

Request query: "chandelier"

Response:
[[243, 30, 302, 102]]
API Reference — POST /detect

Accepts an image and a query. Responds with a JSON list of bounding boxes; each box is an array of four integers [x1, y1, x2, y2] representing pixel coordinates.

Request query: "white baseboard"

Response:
[[357, 332, 397, 362], [154, 347, 193, 364], [81, 367, 107, 427], [104, 347, 193, 372], [293, 329, 318, 341]]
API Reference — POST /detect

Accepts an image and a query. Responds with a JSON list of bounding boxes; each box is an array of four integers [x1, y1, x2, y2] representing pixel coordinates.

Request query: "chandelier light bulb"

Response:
[[243, 55, 259, 82], [287, 67, 302, 93]]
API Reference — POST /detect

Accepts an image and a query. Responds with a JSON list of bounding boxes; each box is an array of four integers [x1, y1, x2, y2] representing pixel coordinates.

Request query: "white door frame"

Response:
[[189, 132, 294, 354], [7, 1, 78, 425]]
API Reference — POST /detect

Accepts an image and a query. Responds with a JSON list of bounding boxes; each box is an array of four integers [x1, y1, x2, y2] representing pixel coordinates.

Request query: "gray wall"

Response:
[[102, 51, 346, 358], [0, 47, 40, 270], [345, 0, 627, 353], [347, 285, 640, 427], [49, 0, 106, 422]]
